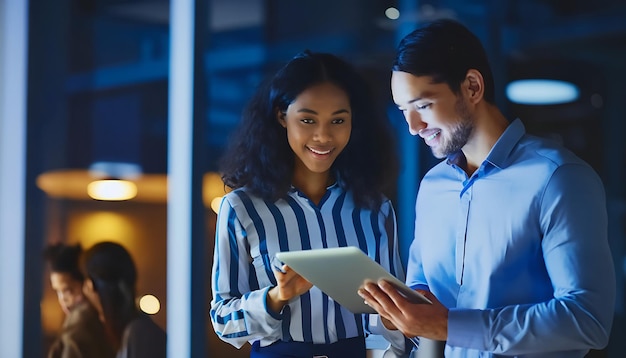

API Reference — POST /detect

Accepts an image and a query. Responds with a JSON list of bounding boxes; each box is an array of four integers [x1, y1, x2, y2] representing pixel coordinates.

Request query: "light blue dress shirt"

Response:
[[210, 182, 407, 352], [406, 119, 615, 357]]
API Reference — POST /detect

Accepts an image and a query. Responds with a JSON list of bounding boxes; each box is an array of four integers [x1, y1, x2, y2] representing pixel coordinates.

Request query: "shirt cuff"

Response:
[[447, 308, 486, 350], [409, 284, 429, 292], [263, 286, 287, 320]]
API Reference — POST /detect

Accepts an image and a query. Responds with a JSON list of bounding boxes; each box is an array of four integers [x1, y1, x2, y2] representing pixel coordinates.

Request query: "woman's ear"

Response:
[[277, 110, 287, 128], [82, 278, 105, 322], [464, 69, 484, 104], [83, 278, 95, 294]]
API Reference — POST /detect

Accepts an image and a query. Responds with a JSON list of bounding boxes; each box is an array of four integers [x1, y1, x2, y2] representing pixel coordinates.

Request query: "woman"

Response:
[[210, 51, 408, 357], [81, 241, 166, 358]]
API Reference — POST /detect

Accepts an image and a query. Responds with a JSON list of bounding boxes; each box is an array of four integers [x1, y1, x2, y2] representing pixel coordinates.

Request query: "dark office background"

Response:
[[18, 0, 626, 357]]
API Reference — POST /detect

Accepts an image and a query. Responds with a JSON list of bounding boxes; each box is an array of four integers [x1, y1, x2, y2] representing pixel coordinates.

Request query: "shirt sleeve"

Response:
[[365, 200, 411, 356], [447, 163, 615, 354], [209, 196, 284, 349], [405, 198, 428, 291]]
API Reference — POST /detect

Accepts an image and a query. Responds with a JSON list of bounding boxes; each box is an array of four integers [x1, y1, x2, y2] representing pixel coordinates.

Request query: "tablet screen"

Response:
[[275, 246, 431, 314]]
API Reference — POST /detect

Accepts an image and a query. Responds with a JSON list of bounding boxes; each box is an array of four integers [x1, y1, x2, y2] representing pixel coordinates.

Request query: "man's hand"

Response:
[[379, 315, 397, 330], [358, 279, 449, 341], [267, 265, 313, 314]]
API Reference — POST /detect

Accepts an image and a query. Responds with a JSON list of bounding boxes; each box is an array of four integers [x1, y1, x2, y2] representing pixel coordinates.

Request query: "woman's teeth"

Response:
[[309, 147, 331, 155]]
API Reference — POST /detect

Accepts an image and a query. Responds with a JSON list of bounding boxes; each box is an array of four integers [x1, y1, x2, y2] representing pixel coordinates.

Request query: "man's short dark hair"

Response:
[[393, 18, 496, 104]]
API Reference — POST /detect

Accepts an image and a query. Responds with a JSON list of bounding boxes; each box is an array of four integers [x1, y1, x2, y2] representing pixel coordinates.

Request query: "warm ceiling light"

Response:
[[87, 179, 137, 201], [506, 79, 579, 105], [36, 169, 167, 202], [37, 170, 229, 205]]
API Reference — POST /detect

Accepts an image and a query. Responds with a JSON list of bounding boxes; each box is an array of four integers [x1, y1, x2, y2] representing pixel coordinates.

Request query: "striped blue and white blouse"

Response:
[[210, 182, 406, 350]]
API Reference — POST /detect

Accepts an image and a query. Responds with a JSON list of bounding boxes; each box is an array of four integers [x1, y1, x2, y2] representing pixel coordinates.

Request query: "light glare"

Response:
[[506, 79, 579, 105], [139, 294, 161, 315], [385, 7, 400, 20], [211, 196, 223, 214]]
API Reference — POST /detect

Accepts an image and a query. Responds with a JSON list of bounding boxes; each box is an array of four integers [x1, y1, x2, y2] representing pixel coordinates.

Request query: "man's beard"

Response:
[[431, 97, 474, 159]]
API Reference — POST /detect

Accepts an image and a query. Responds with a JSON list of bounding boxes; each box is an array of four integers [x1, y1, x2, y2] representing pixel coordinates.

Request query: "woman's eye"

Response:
[[332, 118, 345, 124], [416, 103, 431, 110], [300, 118, 314, 124]]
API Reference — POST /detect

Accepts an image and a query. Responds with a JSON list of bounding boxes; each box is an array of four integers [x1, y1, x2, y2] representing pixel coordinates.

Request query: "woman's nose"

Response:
[[314, 124, 332, 142]]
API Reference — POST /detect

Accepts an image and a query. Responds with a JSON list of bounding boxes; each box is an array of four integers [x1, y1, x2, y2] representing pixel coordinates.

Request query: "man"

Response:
[[44, 243, 115, 358], [358, 19, 615, 357]]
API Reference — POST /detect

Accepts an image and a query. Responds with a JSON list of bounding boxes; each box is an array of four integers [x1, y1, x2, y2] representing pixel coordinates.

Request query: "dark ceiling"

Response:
[[33, 0, 626, 176]]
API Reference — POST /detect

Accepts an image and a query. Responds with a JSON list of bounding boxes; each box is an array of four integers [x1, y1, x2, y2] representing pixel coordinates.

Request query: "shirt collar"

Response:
[[484, 118, 526, 169], [445, 119, 525, 170], [288, 171, 343, 192]]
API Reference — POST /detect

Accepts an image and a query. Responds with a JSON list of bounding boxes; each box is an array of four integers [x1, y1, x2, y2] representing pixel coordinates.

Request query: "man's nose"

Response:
[[406, 110, 426, 136]]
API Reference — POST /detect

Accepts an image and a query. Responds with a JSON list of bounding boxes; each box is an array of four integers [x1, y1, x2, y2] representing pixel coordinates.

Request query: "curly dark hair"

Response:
[[219, 51, 398, 210]]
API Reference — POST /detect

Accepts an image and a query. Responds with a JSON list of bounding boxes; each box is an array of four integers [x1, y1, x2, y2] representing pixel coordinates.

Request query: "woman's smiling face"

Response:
[[278, 81, 352, 178]]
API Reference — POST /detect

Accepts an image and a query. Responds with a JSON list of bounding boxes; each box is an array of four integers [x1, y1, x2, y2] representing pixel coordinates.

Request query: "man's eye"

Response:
[[332, 118, 345, 124]]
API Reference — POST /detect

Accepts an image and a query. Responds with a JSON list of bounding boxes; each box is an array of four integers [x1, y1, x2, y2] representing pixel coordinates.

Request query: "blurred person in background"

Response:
[[81, 241, 166, 358], [44, 243, 115, 358]]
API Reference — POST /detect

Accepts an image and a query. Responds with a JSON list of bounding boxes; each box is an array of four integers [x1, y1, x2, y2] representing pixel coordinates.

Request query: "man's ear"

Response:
[[465, 69, 484, 104], [277, 110, 287, 128]]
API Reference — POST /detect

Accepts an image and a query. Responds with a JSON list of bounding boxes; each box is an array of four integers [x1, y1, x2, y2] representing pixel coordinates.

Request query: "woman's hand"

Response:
[[267, 265, 313, 314]]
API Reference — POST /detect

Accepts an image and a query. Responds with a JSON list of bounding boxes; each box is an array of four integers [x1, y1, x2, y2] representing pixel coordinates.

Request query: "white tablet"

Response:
[[275, 246, 431, 314]]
